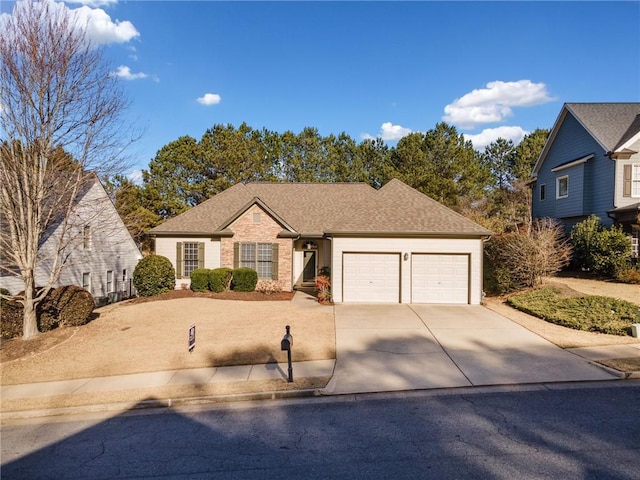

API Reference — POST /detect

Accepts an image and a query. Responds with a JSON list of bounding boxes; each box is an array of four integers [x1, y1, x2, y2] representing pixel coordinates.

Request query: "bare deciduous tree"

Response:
[[0, 0, 133, 339]]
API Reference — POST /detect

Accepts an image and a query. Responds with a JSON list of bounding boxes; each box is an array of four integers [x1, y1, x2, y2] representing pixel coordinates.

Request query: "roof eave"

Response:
[[324, 230, 492, 238]]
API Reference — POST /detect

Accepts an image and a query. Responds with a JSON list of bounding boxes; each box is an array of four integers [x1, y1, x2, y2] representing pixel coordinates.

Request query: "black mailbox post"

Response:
[[281, 325, 293, 382]]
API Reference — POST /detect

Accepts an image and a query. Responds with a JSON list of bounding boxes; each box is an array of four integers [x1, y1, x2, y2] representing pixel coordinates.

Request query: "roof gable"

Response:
[[533, 103, 640, 176]]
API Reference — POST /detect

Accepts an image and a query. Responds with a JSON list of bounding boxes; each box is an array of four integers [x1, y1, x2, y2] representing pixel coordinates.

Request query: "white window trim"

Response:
[[556, 175, 569, 199], [106, 270, 113, 293], [540, 183, 546, 201], [632, 164, 640, 198]]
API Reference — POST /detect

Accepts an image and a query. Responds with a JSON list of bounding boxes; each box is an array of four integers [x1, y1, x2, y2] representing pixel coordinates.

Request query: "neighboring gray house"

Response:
[[149, 179, 492, 304], [531, 103, 640, 256], [0, 175, 142, 302]]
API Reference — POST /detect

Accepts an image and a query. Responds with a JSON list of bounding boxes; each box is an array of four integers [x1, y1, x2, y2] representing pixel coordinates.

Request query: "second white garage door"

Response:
[[412, 254, 469, 304], [343, 253, 400, 303]]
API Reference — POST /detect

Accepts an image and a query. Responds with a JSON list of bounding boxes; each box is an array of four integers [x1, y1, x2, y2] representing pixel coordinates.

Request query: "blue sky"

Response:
[[3, 1, 640, 180]]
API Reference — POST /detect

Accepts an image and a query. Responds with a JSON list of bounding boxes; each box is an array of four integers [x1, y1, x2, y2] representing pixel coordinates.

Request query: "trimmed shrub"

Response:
[[39, 285, 95, 327], [0, 287, 11, 307], [190, 269, 211, 292], [1, 299, 23, 340], [209, 267, 233, 293], [1, 285, 94, 339], [133, 255, 176, 297], [232, 268, 258, 292]]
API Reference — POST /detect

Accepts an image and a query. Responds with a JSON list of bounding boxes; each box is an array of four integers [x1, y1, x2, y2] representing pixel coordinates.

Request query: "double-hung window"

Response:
[[556, 175, 569, 199], [176, 242, 204, 278], [234, 242, 279, 279], [83, 225, 91, 250], [106, 270, 113, 293]]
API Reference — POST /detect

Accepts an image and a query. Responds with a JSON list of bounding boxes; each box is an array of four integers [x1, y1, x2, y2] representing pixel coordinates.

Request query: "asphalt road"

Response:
[[2, 381, 639, 479]]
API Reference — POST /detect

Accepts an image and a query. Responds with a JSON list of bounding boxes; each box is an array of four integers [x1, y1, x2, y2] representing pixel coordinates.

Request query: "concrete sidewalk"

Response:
[[1, 359, 335, 403]]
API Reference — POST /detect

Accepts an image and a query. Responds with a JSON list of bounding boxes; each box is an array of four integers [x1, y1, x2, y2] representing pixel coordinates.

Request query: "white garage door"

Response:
[[343, 253, 400, 303], [412, 254, 469, 304]]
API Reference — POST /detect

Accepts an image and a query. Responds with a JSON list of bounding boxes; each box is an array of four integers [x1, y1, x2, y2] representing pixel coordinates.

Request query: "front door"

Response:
[[303, 250, 317, 283]]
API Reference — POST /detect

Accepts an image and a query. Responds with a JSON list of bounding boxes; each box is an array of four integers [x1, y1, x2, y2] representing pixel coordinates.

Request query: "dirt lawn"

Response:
[[1, 294, 335, 385]]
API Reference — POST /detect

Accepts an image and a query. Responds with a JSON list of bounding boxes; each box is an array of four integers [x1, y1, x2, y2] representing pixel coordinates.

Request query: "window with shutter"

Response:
[[177, 242, 204, 278], [233, 242, 279, 279]]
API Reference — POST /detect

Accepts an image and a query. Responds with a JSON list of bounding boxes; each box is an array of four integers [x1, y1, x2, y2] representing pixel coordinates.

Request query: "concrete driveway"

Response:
[[324, 304, 617, 395]]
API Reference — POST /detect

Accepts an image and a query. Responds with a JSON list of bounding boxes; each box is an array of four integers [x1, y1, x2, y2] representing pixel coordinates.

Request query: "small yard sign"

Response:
[[188, 323, 196, 352]]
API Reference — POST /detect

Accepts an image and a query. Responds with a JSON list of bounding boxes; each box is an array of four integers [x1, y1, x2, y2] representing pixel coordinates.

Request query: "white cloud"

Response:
[[72, 3, 139, 45], [127, 169, 143, 185], [361, 122, 412, 142], [443, 80, 552, 129], [111, 65, 148, 80], [2, 1, 138, 47], [197, 93, 222, 106], [65, 0, 118, 7], [463, 126, 529, 151]]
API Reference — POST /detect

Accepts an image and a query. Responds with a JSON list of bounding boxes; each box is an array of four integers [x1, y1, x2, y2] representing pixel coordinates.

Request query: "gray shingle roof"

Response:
[[149, 179, 492, 237], [565, 103, 640, 151]]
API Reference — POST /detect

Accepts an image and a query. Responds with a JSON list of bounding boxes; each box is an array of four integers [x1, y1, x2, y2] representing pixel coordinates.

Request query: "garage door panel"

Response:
[[412, 254, 469, 304], [343, 253, 400, 303]]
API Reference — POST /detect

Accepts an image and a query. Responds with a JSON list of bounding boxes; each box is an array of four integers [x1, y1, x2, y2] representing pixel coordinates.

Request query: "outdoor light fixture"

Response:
[[403, 253, 409, 261]]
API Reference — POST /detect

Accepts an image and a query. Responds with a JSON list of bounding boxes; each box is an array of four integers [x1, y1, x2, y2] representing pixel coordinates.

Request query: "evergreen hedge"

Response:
[[232, 268, 258, 292], [133, 255, 176, 297], [210, 268, 233, 293]]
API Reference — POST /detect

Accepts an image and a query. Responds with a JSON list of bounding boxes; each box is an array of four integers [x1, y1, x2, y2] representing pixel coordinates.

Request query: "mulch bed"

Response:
[[127, 289, 296, 304]]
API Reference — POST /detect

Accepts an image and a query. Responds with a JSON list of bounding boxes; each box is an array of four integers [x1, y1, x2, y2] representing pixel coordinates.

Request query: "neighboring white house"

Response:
[[0, 175, 142, 303], [149, 179, 492, 305]]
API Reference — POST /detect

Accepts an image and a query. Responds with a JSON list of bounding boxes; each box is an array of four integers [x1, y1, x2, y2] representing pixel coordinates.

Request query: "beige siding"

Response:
[[331, 237, 484, 304], [292, 239, 331, 287], [154, 236, 221, 289]]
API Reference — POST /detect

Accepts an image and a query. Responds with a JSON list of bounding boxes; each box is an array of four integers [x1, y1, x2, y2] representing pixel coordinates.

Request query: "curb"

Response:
[[1, 388, 323, 421]]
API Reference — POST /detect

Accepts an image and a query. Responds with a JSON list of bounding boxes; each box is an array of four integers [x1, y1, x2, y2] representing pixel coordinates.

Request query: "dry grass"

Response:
[[598, 358, 640, 372], [1, 296, 335, 385]]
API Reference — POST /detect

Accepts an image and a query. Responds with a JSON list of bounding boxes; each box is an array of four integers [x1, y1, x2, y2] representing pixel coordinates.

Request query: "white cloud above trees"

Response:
[[463, 126, 528, 151], [197, 93, 222, 106], [443, 80, 552, 129], [361, 122, 412, 141]]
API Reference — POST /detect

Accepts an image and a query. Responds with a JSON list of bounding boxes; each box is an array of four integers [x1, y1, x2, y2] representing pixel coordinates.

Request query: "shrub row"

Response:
[[1, 285, 95, 340], [190, 267, 257, 293]]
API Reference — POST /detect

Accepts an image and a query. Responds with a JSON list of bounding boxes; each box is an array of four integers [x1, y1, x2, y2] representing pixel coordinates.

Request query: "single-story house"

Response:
[[148, 179, 492, 304]]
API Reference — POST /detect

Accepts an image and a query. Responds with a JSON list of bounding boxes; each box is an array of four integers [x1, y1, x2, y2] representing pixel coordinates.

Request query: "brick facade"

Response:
[[220, 205, 293, 291]]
